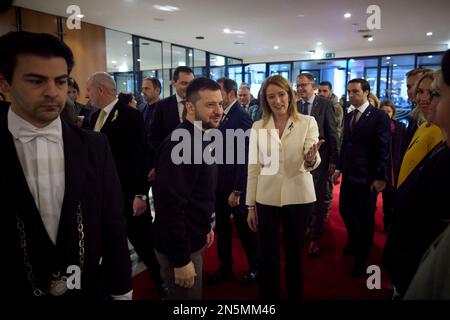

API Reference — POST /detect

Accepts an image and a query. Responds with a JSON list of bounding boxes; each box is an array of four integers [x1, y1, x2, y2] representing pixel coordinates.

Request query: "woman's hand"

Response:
[[305, 139, 325, 163], [247, 207, 257, 232]]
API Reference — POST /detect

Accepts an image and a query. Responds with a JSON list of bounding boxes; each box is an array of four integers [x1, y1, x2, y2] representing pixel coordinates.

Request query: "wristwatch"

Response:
[[135, 195, 148, 201]]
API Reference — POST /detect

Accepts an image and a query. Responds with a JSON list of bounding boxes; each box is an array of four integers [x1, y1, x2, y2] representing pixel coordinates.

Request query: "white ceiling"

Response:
[[14, 0, 450, 62]]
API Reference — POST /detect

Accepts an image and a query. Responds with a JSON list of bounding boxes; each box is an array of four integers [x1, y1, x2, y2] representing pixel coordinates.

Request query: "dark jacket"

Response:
[[152, 121, 217, 267], [0, 112, 132, 298], [338, 105, 390, 185]]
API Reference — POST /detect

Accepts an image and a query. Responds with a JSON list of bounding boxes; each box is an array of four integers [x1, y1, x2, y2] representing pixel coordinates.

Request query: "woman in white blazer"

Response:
[[246, 75, 323, 300]]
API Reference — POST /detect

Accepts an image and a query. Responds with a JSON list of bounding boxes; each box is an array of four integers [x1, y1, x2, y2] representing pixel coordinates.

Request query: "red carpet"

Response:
[[133, 183, 393, 300]]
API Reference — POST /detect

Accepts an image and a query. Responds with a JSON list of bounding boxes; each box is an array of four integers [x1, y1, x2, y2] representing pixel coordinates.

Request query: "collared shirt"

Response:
[[8, 108, 65, 245], [301, 95, 316, 115], [101, 98, 118, 125], [176, 94, 185, 121], [223, 99, 238, 116], [352, 100, 370, 122]]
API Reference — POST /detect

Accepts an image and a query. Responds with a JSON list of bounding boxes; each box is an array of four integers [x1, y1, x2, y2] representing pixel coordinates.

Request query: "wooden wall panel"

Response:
[[62, 19, 107, 104], [21, 8, 58, 36], [0, 6, 16, 36]]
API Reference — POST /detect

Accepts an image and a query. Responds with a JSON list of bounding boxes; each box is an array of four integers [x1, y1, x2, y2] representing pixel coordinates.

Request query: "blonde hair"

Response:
[[368, 93, 380, 108], [413, 71, 438, 126], [260, 75, 300, 126]]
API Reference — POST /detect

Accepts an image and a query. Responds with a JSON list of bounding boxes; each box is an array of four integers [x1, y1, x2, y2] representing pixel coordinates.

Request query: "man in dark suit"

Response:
[[0, 31, 132, 298], [152, 77, 222, 299], [86, 72, 166, 297], [296, 73, 339, 256], [147, 66, 194, 181], [333, 78, 390, 276], [207, 78, 258, 285]]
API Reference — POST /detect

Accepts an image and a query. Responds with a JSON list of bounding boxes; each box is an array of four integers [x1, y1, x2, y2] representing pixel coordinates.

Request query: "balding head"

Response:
[[86, 72, 117, 108]]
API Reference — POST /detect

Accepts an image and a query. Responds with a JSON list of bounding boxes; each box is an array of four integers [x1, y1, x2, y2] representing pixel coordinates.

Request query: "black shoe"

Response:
[[156, 283, 169, 300], [351, 260, 366, 277], [206, 267, 232, 285], [342, 245, 354, 256], [240, 270, 258, 286]]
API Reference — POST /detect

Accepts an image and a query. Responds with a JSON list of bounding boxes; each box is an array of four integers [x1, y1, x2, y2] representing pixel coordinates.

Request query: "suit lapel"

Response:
[[352, 105, 374, 133], [281, 116, 296, 142], [219, 102, 238, 129], [100, 103, 120, 133], [56, 121, 88, 250], [310, 97, 320, 118]]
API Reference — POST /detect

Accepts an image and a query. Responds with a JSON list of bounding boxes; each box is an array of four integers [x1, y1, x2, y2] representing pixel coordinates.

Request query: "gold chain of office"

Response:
[[16, 202, 85, 297]]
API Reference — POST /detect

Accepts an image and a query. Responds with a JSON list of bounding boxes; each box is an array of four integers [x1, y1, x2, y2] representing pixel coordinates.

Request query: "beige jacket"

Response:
[[246, 114, 320, 207]]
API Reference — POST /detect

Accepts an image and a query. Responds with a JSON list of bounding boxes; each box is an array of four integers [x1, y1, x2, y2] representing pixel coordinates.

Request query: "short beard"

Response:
[[194, 110, 214, 130]]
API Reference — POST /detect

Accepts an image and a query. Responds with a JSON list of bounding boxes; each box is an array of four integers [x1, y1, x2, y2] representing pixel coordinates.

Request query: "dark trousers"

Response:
[[309, 165, 329, 241], [256, 202, 312, 301], [381, 185, 396, 234], [339, 178, 377, 262], [324, 176, 334, 213], [215, 194, 258, 271], [126, 211, 163, 288]]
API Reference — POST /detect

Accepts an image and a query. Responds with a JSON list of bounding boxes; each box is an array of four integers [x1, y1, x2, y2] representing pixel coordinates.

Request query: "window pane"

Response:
[[347, 58, 378, 96], [162, 42, 171, 69], [244, 64, 266, 98], [210, 67, 225, 80], [106, 29, 133, 73], [210, 54, 225, 66], [269, 63, 291, 82], [172, 45, 187, 68], [194, 49, 206, 67], [293, 60, 347, 101], [417, 54, 443, 70], [228, 66, 243, 87], [139, 39, 162, 72], [227, 57, 242, 65]]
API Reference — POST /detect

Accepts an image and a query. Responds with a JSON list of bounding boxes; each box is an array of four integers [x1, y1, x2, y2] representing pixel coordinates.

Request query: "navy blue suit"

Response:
[[215, 101, 258, 272], [147, 95, 180, 154], [338, 105, 390, 264]]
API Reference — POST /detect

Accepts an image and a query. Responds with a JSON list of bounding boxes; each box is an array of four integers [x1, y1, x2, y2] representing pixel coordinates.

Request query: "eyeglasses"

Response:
[[297, 82, 313, 88], [429, 90, 440, 100]]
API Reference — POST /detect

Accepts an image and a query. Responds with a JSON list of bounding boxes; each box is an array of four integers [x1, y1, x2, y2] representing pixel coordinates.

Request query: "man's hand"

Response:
[[133, 197, 147, 216], [332, 170, 341, 185], [228, 192, 240, 208], [247, 207, 257, 232], [148, 168, 156, 182], [206, 228, 214, 248], [174, 261, 197, 288], [370, 180, 387, 192], [328, 163, 336, 176]]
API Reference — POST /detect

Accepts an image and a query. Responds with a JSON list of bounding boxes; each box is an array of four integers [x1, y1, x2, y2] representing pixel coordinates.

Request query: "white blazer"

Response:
[[246, 114, 320, 207]]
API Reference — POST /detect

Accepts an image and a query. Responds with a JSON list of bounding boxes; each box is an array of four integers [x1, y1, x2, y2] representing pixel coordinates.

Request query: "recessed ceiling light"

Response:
[[368, 37, 374, 42], [153, 17, 165, 22], [317, 42, 323, 46], [224, 28, 231, 34], [426, 32, 433, 36], [188, 53, 193, 57], [297, 14, 305, 18], [127, 40, 132, 45], [429, 55, 433, 58], [112, 60, 117, 64], [195, 36, 205, 39], [137, 59, 141, 62], [273, 45, 279, 50], [344, 13, 351, 18], [223, 28, 245, 35], [153, 5, 179, 12], [386, 61, 390, 64], [76, 14, 84, 18], [386, 56, 391, 60]]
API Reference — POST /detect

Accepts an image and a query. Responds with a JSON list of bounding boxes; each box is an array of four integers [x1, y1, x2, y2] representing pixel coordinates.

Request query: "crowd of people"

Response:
[[0, 30, 449, 300]]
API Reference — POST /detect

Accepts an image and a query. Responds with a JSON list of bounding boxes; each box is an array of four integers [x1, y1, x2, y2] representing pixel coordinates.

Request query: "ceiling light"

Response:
[[111, 60, 117, 64], [153, 5, 179, 12], [426, 32, 433, 36], [428, 55, 433, 58], [137, 59, 141, 62], [273, 45, 279, 50], [344, 13, 351, 18], [224, 28, 231, 34], [188, 53, 193, 57], [350, 59, 355, 62], [368, 37, 374, 42], [127, 40, 132, 45], [386, 61, 390, 64], [386, 56, 391, 60], [393, 64, 398, 67], [317, 42, 323, 46], [195, 36, 205, 39], [76, 14, 84, 18]]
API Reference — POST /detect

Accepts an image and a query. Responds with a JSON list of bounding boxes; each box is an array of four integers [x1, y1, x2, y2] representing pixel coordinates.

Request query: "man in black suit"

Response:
[[207, 78, 258, 285], [147, 66, 194, 181], [152, 77, 223, 299], [86, 72, 166, 297], [333, 78, 390, 276], [0, 31, 131, 298], [296, 73, 339, 256]]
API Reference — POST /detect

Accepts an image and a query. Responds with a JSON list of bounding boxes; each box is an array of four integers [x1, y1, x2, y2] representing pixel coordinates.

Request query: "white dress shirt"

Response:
[[176, 94, 185, 121], [8, 108, 65, 245]]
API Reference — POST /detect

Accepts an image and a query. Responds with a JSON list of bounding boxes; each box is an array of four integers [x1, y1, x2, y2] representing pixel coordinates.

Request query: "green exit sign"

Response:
[[325, 52, 335, 59]]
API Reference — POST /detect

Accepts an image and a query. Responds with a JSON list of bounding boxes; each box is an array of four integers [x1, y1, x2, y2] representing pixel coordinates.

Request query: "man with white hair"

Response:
[[86, 72, 166, 298]]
